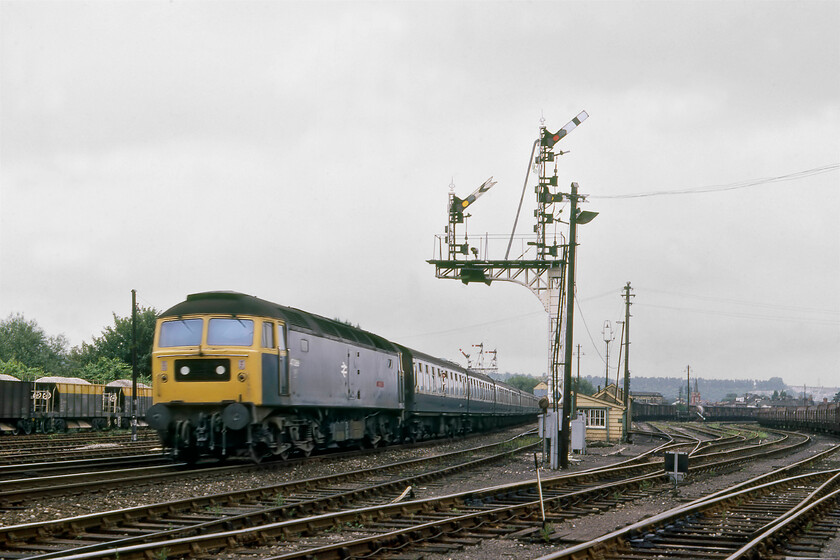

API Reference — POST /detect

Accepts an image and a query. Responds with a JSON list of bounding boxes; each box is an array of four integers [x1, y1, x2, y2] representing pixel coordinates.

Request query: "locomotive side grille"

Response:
[[174, 359, 231, 382]]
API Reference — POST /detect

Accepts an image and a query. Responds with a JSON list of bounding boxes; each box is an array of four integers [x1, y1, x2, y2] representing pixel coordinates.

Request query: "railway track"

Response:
[[0, 454, 172, 482], [1, 425, 820, 559], [0, 432, 162, 467], [0, 425, 538, 508], [0, 430, 541, 558], [538, 457, 840, 559], [0, 431, 156, 452]]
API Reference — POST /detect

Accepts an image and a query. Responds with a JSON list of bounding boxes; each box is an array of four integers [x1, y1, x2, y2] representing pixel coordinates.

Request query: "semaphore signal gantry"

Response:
[[428, 110, 594, 326], [428, 111, 597, 469]]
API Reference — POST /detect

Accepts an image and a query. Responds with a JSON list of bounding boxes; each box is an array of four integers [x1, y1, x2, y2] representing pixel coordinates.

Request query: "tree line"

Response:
[[0, 308, 158, 385]]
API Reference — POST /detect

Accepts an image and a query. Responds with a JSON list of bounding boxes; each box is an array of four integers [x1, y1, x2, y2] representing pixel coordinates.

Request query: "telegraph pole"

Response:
[[573, 344, 583, 416], [622, 282, 633, 443], [559, 183, 580, 469], [131, 289, 138, 443]]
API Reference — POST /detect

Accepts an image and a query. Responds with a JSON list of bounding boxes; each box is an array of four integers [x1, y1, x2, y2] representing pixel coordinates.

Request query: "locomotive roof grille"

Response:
[[279, 309, 313, 330]]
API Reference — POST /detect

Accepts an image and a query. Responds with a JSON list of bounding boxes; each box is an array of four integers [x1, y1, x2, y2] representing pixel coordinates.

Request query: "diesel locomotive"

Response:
[[145, 291, 540, 461]]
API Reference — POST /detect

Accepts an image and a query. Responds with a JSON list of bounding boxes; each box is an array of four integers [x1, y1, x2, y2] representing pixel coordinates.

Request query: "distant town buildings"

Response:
[[630, 391, 664, 405]]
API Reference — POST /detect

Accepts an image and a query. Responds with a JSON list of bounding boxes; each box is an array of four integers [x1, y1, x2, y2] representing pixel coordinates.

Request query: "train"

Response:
[[145, 291, 541, 461], [633, 400, 840, 436], [0, 375, 153, 434]]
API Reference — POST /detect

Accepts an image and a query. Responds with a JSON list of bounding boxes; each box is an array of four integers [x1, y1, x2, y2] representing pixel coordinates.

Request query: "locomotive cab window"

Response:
[[277, 325, 286, 350], [207, 318, 254, 346], [159, 319, 203, 347], [262, 322, 275, 348]]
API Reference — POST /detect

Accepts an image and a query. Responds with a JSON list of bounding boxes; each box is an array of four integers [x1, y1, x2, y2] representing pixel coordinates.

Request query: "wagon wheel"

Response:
[[17, 420, 33, 435], [53, 419, 67, 433]]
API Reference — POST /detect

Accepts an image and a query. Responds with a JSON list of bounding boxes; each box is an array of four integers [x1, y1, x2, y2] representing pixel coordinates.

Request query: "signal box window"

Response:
[[262, 322, 275, 348], [584, 408, 606, 428], [159, 319, 203, 347], [208, 318, 254, 346]]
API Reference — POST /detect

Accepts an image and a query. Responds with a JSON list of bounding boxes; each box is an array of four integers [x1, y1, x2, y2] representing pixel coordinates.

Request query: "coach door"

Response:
[[262, 321, 289, 397]]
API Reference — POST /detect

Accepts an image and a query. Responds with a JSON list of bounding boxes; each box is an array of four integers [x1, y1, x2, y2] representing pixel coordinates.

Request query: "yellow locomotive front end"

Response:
[[154, 315, 263, 404], [147, 307, 289, 460]]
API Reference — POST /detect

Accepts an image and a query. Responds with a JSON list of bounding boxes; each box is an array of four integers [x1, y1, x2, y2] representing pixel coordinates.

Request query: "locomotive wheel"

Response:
[[264, 420, 292, 460], [248, 444, 268, 463]]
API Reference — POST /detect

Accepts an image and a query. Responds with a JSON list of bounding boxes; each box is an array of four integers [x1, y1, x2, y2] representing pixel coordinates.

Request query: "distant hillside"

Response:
[[492, 372, 837, 404], [584, 375, 787, 403]]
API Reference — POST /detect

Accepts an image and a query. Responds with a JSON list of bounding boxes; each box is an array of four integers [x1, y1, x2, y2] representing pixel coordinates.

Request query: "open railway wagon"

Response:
[[758, 402, 840, 435], [0, 375, 153, 434], [0, 375, 33, 434], [103, 379, 153, 429]]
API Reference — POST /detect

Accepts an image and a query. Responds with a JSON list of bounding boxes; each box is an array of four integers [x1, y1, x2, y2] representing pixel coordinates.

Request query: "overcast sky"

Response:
[[1, 1, 838, 390]]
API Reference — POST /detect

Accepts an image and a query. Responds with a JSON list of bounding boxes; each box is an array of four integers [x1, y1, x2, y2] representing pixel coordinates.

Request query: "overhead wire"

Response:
[[589, 163, 839, 199]]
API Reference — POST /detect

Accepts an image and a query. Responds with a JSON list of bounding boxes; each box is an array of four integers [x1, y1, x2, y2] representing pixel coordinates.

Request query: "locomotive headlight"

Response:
[[238, 372, 248, 382], [216, 365, 226, 375], [159, 373, 168, 383], [180, 366, 190, 375]]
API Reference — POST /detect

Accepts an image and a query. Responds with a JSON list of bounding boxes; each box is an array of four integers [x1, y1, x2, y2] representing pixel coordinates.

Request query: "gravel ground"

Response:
[[422, 431, 840, 560], [1, 426, 540, 526], [3, 426, 839, 559]]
